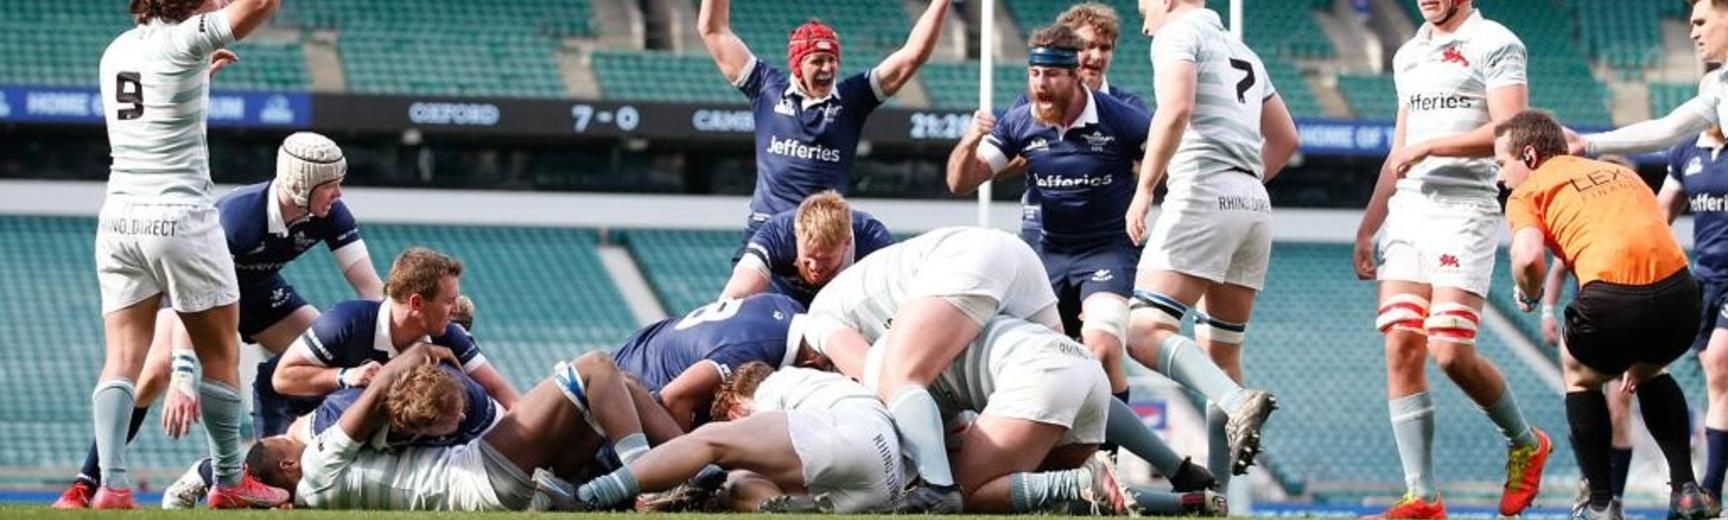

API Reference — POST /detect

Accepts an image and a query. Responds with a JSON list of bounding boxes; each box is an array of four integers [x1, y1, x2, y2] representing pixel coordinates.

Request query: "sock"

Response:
[[1609, 447, 1633, 498], [1157, 335, 1247, 411], [1389, 392, 1437, 501], [74, 406, 151, 487], [888, 386, 956, 487], [1636, 374, 1697, 491], [198, 458, 215, 488], [1114, 389, 1131, 404], [1568, 390, 1614, 507], [1130, 486, 1188, 515], [1104, 398, 1184, 475], [1706, 429, 1728, 499], [1101, 390, 1131, 455], [577, 467, 640, 507], [92, 380, 137, 490], [1480, 388, 1538, 448], [613, 433, 650, 465], [199, 380, 245, 487], [1008, 468, 1086, 512], [1206, 403, 1231, 489]]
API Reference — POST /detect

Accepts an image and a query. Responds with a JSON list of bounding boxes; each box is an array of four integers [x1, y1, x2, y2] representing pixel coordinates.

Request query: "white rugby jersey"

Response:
[[864, 317, 1094, 416], [1392, 9, 1526, 198], [296, 428, 466, 510], [752, 367, 883, 415], [99, 11, 234, 204], [1151, 8, 1275, 187]]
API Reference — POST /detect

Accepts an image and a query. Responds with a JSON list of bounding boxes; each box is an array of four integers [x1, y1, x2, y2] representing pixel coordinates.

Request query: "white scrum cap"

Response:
[[275, 132, 347, 207]]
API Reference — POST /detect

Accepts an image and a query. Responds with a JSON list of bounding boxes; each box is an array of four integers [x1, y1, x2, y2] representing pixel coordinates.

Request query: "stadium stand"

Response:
[[1571, 0, 1664, 70], [340, 29, 565, 98], [708, 0, 907, 68], [0, 215, 638, 472], [1336, 73, 1398, 121], [920, 61, 1031, 111], [618, 229, 741, 316], [1650, 81, 1700, 120], [592, 51, 749, 103]]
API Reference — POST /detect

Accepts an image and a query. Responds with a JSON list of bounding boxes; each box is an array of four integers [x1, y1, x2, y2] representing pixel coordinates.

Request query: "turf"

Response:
[[1, 506, 1270, 520]]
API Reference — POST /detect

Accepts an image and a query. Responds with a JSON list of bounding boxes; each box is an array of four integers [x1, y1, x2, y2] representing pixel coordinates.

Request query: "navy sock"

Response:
[[1609, 447, 1632, 498], [1705, 428, 1728, 499]]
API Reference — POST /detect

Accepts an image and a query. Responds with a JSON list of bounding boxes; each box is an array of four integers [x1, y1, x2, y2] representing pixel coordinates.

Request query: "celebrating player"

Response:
[[719, 191, 893, 305], [55, 132, 384, 508], [1350, 1, 1552, 516], [1121, 0, 1298, 485], [1498, 110, 1707, 520], [86, 0, 290, 509], [697, 0, 949, 244]]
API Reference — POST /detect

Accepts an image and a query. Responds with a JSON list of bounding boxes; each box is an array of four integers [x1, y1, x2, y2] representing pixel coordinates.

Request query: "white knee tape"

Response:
[[1080, 298, 1130, 348], [1376, 294, 1430, 334], [1194, 311, 1247, 345], [1130, 289, 1187, 328], [1423, 303, 1479, 345]]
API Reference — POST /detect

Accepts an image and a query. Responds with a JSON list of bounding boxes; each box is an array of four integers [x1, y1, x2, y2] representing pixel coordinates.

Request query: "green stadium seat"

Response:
[[1337, 73, 1397, 121], [1651, 82, 1700, 119], [619, 229, 740, 315]]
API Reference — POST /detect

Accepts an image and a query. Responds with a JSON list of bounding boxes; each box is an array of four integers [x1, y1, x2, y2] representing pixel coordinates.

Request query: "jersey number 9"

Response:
[[116, 72, 144, 120]]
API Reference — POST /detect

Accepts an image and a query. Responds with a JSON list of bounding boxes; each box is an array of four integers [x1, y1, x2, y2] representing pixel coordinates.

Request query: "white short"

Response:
[[1376, 191, 1500, 297], [1139, 174, 1273, 290], [446, 440, 535, 511], [785, 405, 904, 514], [983, 351, 1110, 446], [94, 201, 237, 314]]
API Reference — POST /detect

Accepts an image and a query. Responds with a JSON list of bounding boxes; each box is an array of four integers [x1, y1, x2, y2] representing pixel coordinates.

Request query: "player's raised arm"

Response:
[[222, 0, 283, 41], [1581, 98, 1717, 156], [1260, 94, 1300, 182], [698, 0, 754, 84], [872, 0, 952, 98], [947, 110, 1011, 195]]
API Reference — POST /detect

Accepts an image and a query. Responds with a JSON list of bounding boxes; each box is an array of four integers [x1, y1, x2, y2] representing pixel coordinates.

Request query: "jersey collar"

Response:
[[374, 300, 431, 357], [784, 79, 841, 110], [1039, 88, 1100, 134], [1096, 76, 1112, 94], [1416, 9, 1484, 46], [265, 182, 290, 237]]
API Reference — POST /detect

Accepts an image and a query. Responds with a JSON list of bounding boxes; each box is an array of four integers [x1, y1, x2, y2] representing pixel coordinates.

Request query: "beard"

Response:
[[1031, 90, 1073, 125]]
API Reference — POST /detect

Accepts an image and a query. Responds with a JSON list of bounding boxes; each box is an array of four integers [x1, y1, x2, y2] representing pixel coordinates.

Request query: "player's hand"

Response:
[[1125, 190, 1153, 246], [964, 110, 994, 144], [1388, 143, 1430, 178], [1352, 235, 1376, 280], [163, 349, 201, 439], [403, 342, 459, 368], [209, 49, 239, 78], [340, 360, 383, 388], [1540, 314, 1560, 347], [1564, 127, 1587, 156], [1513, 285, 1542, 313]]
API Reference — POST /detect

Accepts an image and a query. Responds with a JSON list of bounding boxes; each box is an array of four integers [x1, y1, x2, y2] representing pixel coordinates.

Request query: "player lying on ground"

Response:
[[720, 191, 893, 305], [577, 363, 906, 513], [1498, 110, 1708, 520], [247, 347, 665, 511]]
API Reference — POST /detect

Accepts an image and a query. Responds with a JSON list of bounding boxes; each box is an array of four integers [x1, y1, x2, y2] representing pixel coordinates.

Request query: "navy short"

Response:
[[1020, 203, 1044, 257], [237, 275, 309, 343], [251, 356, 322, 437], [1695, 278, 1728, 351], [1044, 238, 1139, 337]]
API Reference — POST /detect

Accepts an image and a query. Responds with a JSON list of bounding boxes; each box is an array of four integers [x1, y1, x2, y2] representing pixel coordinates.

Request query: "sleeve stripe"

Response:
[[331, 240, 369, 271], [733, 55, 760, 89], [978, 141, 1010, 174]]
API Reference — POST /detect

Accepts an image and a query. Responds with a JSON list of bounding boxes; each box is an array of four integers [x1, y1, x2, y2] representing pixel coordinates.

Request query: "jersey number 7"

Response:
[[1227, 59, 1256, 104]]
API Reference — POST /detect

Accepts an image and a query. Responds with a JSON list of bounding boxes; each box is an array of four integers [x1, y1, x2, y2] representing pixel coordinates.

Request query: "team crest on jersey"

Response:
[[291, 231, 316, 251], [1090, 269, 1114, 282], [1082, 131, 1115, 151], [773, 310, 785, 320], [1440, 45, 1470, 67], [1688, 157, 1705, 177], [820, 104, 843, 124]]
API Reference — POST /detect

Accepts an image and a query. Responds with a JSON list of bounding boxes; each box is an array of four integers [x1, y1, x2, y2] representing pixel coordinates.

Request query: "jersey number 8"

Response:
[[675, 299, 744, 330]]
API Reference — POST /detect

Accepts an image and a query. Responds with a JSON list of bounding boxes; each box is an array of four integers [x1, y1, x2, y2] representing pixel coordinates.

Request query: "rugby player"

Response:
[[1497, 110, 1708, 520], [697, 0, 950, 243], [56, 132, 384, 508], [1350, 1, 1551, 515], [719, 191, 893, 305], [1121, 0, 1297, 485], [247, 346, 657, 511], [86, 0, 290, 508]]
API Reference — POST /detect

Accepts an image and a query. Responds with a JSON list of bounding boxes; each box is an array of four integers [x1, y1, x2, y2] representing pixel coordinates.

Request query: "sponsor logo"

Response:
[[260, 95, 296, 125], [1691, 193, 1728, 213], [1406, 93, 1476, 111], [1035, 173, 1114, 189], [270, 288, 291, 308], [1026, 138, 1051, 153], [102, 217, 177, 237], [1440, 45, 1470, 67], [1438, 254, 1461, 269], [1217, 196, 1270, 212], [691, 109, 755, 132], [1687, 157, 1704, 177], [766, 135, 842, 162], [407, 102, 500, 126], [1090, 269, 1114, 282]]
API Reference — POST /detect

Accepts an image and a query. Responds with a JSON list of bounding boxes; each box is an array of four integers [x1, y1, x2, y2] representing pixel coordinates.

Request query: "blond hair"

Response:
[[794, 191, 853, 250], [385, 247, 464, 303], [710, 361, 775, 420], [385, 364, 466, 434], [1057, 3, 1120, 45]]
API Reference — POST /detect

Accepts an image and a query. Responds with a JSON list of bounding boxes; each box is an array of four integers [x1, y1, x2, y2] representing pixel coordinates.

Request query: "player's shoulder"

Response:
[[1095, 91, 1149, 126], [324, 299, 382, 324], [1467, 15, 1524, 50]]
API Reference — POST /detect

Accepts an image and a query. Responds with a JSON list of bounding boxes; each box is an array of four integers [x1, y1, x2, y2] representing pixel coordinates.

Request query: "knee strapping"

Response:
[[551, 361, 606, 437], [1081, 298, 1130, 348], [1194, 310, 1247, 345], [1376, 294, 1430, 335], [1424, 303, 1479, 345], [1131, 289, 1189, 328]]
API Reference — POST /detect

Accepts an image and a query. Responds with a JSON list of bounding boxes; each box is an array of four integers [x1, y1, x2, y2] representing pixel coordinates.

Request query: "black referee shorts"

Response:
[[1563, 269, 1701, 375]]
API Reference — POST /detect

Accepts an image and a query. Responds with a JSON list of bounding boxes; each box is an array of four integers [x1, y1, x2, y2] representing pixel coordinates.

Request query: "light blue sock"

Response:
[[889, 386, 955, 487], [1130, 486, 1187, 515], [1481, 388, 1538, 448], [1008, 468, 1087, 512], [1105, 398, 1184, 475], [577, 467, 639, 507], [1206, 403, 1230, 488], [92, 379, 136, 490], [1390, 392, 1438, 500], [200, 380, 245, 487], [613, 433, 650, 465], [1157, 335, 1247, 410]]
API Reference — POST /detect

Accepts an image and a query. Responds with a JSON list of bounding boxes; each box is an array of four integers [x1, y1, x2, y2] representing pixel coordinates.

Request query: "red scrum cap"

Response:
[[787, 19, 840, 79]]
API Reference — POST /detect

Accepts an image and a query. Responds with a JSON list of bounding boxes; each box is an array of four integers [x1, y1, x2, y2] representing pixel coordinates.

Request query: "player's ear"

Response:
[[1522, 145, 1539, 170]]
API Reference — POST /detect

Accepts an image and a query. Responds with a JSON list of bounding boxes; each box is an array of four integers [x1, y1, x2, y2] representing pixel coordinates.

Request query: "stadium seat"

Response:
[[1650, 82, 1700, 120], [618, 229, 741, 315], [592, 51, 744, 103], [1336, 73, 1398, 121]]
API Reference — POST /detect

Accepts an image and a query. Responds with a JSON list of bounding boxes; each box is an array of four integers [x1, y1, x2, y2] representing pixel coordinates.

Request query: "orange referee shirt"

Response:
[[1505, 155, 1688, 287]]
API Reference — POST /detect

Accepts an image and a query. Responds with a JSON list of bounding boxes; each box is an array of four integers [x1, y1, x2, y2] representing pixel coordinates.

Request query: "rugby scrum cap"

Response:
[[276, 131, 347, 207], [787, 19, 840, 79]]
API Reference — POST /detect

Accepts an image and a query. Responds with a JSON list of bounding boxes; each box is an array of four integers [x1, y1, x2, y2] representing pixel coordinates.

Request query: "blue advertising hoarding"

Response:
[[0, 85, 310, 128]]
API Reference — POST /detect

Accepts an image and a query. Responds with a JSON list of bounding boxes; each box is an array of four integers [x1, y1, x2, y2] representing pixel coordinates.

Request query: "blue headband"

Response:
[[1028, 46, 1079, 68]]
